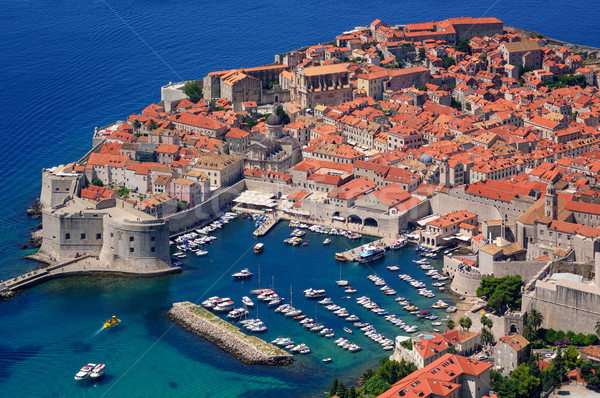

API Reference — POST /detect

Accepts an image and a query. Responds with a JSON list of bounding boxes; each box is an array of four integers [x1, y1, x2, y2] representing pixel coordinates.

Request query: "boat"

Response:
[[390, 239, 407, 250], [345, 287, 357, 294], [304, 288, 327, 299], [387, 265, 400, 271], [323, 238, 331, 245], [334, 253, 347, 262], [195, 250, 208, 256], [227, 308, 248, 319], [74, 363, 96, 381], [103, 316, 120, 329], [355, 245, 385, 264], [214, 300, 235, 312], [90, 363, 105, 379], [322, 358, 332, 363], [343, 327, 353, 334], [253, 243, 264, 254], [336, 280, 349, 287], [242, 296, 255, 307], [232, 268, 253, 279]]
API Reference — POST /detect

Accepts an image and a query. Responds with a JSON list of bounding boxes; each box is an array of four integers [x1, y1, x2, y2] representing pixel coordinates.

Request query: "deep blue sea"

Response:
[[0, 1, 598, 396]]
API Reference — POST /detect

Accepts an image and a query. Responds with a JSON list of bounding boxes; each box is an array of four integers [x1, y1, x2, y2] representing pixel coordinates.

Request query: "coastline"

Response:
[[505, 25, 600, 52]]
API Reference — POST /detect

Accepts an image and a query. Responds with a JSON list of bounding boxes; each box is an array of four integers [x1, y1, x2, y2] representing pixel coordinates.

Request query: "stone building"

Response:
[[194, 153, 243, 188], [243, 114, 301, 172], [494, 334, 529, 374], [499, 40, 543, 71], [290, 64, 352, 108], [202, 64, 290, 105]]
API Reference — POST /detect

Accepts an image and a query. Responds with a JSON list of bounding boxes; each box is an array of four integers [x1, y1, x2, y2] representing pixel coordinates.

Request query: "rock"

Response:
[[19, 244, 28, 249], [28, 233, 42, 248], [26, 198, 43, 218]]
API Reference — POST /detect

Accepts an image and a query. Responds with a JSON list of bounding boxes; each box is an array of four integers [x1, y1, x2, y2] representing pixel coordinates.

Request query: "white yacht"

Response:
[[74, 363, 96, 381], [90, 364, 105, 379], [242, 296, 255, 307]]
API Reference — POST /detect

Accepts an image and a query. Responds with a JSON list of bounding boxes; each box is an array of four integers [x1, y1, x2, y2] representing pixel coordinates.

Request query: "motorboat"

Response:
[[344, 327, 353, 334], [389, 239, 407, 250], [103, 316, 120, 329], [334, 253, 347, 262], [242, 296, 255, 307], [90, 363, 105, 379], [227, 308, 248, 319], [253, 243, 264, 254], [344, 287, 357, 294], [355, 245, 385, 264], [318, 297, 333, 305], [304, 288, 327, 299], [232, 268, 253, 279], [336, 280, 349, 287], [387, 265, 400, 271], [74, 363, 96, 381], [323, 238, 331, 245], [214, 301, 235, 312], [322, 358, 332, 363]]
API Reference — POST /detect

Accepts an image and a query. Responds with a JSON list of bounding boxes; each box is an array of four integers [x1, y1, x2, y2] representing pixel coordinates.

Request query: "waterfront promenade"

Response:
[[0, 254, 180, 296]]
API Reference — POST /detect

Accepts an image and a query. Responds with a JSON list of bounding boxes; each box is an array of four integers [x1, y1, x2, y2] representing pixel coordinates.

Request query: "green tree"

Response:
[[132, 118, 142, 131], [458, 317, 472, 331], [376, 358, 417, 385], [580, 361, 600, 388], [550, 348, 567, 388], [527, 309, 543, 331], [275, 106, 290, 125], [480, 51, 487, 60], [148, 119, 157, 131], [481, 327, 495, 346], [91, 178, 103, 187], [595, 321, 600, 337], [522, 324, 537, 342], [177, 200, 188, 211], [455, 38, 472, 55], [446, 319, 455, 330], [564, 345, 583, 370], [511, 363, 541, 398], [357, 369, 375, 386], [115, 187, 130, 198], [347, 386, 356, 398], [362, 375, 391, 396], [481, 315, 493, 329], [329, 378, 338, 397], [243, 117, 256, 128], [465, 102, 471, 111], [477, 275, 525, 314], [490, 369, 517, 398], [183, 80, 203, 102], [518, 65, 532, 77], [418, 48, 425, 60], [443, 57, 456, 69]]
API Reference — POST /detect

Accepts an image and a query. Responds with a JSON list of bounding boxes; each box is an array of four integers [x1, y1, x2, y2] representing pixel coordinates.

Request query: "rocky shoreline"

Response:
[[168, 301, 293, 366]]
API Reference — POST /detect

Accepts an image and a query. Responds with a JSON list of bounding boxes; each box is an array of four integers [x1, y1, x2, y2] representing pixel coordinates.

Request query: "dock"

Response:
[[168, 301, 293, 365], [336, 237, 397, 262], [253, 212, 282, 237], [0, 254, 180, 298]]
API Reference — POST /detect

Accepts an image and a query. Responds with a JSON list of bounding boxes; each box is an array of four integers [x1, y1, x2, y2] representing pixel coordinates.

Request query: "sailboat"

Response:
[[336, 264, 349, 287]]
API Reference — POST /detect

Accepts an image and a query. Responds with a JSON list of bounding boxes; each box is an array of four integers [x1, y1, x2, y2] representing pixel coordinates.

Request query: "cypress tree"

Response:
[[329, 378, 338, 397]]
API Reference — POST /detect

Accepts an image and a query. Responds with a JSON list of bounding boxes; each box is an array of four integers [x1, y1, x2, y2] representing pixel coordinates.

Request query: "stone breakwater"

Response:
[[168, 301, 293, 366]]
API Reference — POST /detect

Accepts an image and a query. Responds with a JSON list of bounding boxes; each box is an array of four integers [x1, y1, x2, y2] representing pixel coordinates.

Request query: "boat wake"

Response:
[[92, 327, 104, 337]]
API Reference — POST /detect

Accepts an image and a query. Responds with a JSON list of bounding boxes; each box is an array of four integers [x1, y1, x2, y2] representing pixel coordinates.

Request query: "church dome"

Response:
[[419, 154, 433, 164], [266, 113, 282, 126]]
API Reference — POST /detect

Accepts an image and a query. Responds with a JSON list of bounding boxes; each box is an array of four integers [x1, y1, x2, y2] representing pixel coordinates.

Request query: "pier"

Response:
[[336, 237, 397, 262], [0, 254, 180, 298], [253, 212, 282, 237], [168, 301, 293, 365]]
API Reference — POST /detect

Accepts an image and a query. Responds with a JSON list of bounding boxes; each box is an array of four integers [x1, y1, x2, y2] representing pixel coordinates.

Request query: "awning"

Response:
[[416, 214, 440, 226], [233, 191, 278, 208]]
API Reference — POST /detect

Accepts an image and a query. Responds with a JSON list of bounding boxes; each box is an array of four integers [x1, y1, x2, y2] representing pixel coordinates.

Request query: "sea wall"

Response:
[[167, 180, 246, 234], [168, 301, 293, 366], [450, 267, 482, 297]]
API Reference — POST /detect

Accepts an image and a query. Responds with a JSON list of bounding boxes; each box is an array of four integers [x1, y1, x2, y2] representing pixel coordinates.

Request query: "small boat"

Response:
[[323, 238, 331, 245], [387, 265, 400, 271], [103, 316, 120, 329], [195, 250, 208, 256], [232, 268, 253, 279], [335, 253, 347, 262], [302, 242, 308, 246], [336, 280, 349, 287], [253, 243, 264, 254], [242, 296, 255, 307], [343, 327, 353, 334], [345, 287, 357, 294], [322, 358, 332, 363], [90, 363, 105, 379], [74, 363, 96, 381]]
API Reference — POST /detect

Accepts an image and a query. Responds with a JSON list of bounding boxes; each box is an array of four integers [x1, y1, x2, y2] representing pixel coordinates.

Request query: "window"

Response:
[[96, 233, 102, 240], [65, 233, 71, 240], [81, 233, 86, 240], [130, 236, 134, 242], [151, 247, 155, 253], [151, 236, 155, 242], [129, 248, 134, 253]]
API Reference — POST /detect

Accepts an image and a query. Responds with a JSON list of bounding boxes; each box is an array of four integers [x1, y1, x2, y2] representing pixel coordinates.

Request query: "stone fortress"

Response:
[[35, 166, 175, 274]]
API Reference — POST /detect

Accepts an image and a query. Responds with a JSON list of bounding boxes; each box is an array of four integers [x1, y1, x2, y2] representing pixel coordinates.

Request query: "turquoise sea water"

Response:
[[1, 1, 599, 396]]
